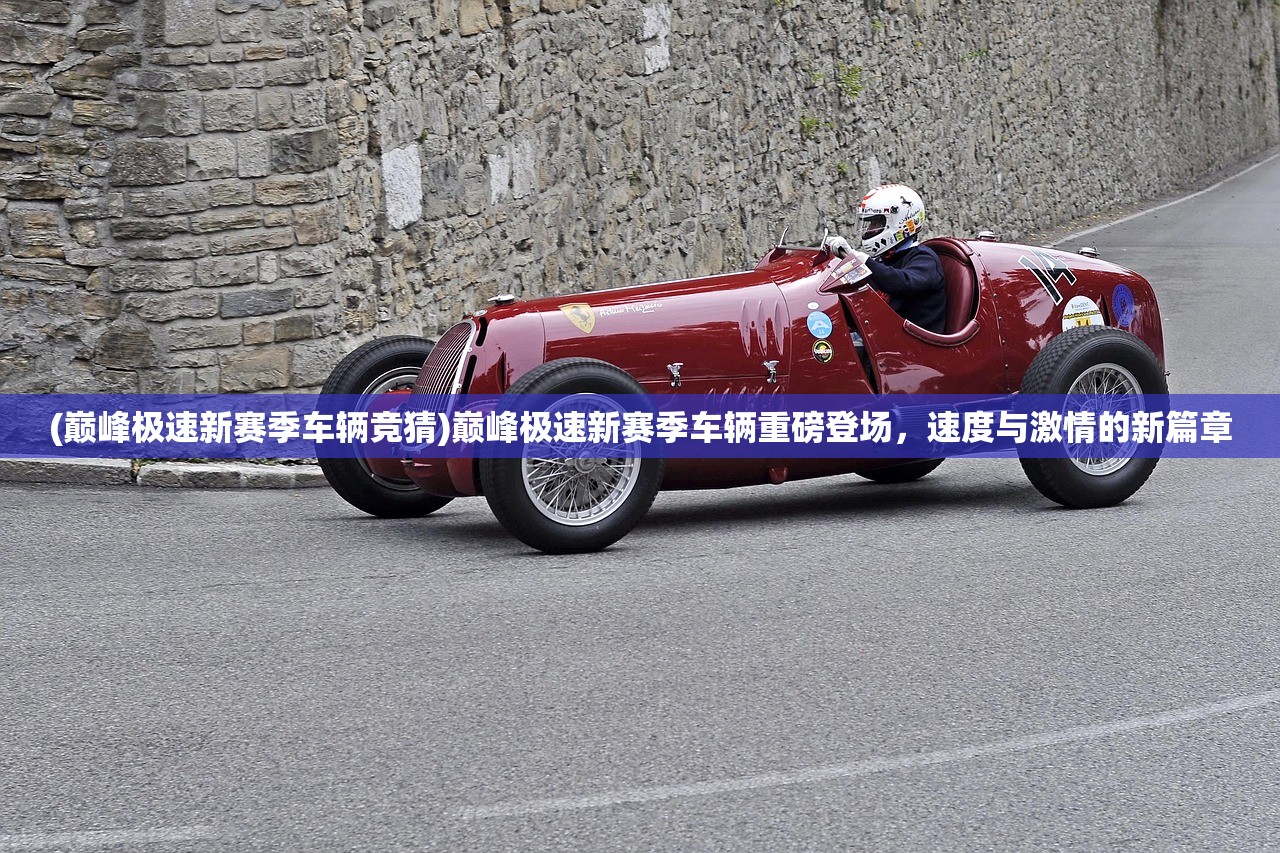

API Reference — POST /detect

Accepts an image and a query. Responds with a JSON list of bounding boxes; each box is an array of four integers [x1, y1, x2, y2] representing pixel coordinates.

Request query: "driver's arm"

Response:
[[866, 252, 943, 296]]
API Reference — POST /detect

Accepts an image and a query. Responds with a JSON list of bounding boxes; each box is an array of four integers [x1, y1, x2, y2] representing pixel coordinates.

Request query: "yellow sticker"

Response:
[[1060, 295, 1104, 331], [560, 303, 596, 334]]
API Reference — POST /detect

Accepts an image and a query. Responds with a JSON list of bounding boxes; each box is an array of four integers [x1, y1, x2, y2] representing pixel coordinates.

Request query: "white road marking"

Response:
[[460, 689, 1280, 819], [0, 825, 219, 850], [1055, 150, 1280, 246]]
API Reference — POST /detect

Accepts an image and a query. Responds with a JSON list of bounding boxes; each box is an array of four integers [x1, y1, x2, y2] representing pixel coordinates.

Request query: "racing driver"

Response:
[[825, 184, 946, 333]]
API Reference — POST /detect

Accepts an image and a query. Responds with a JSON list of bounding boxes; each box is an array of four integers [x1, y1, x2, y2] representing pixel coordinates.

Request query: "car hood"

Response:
[[471, 251, 831, 390]]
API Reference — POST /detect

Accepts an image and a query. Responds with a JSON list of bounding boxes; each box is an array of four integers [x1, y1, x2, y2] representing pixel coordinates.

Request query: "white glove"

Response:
[[831, 248, 873, 288], [823, 234, 855, 258]]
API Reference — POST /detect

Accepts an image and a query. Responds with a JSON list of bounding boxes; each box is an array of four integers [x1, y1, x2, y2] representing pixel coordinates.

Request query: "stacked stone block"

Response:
[[1, 0, 136, 391], [0, 0, 348, 392], [334, 0, 1280, 361], [1, 0, 1279, 392], [107, 0, 347, 393]]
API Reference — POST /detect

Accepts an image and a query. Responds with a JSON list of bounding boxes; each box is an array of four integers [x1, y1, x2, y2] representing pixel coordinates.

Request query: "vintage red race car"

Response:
[[318, 233, 1167, 553]]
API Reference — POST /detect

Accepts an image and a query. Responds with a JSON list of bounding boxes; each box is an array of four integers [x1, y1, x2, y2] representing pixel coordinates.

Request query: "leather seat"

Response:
[[903, 239, 979, 346], [933, 242, 977, 333]]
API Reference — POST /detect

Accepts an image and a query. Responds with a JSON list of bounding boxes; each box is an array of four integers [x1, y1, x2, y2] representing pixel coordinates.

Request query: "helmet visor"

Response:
[[859, 213, 887, 243]]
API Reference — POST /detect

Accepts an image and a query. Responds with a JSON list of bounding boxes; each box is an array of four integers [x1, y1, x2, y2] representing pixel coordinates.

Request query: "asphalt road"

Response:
[[4, 153, 1280, 851]]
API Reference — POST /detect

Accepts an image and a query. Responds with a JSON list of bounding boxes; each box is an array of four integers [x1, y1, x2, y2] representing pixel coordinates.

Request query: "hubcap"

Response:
[[522, 395, 643, 527], [1065, 362, 1142, 477], [355, 366, 420, 490]]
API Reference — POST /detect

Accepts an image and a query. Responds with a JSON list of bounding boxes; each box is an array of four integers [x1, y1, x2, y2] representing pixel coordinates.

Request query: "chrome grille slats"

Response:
[[411, 321, 474, 408]]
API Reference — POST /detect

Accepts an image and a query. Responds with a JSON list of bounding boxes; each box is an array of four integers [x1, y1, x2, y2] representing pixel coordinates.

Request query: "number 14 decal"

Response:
[[1019, 250, 1077, 305]]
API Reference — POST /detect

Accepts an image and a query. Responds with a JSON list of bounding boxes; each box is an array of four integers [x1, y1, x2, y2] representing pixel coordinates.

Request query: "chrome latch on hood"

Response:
[[667, 362, 683, 388], [764, 360, 779, 384]]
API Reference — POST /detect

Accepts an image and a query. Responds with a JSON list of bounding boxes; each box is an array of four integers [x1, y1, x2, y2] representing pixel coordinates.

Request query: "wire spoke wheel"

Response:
[[1018, 325, 1167, 509], [479, 358, 665, 553], [317, 336, 454, 518], [1064, 361, 1141, 477], [354, 365, 422, 491], [522, 455, 642, 526], [520, 394, 643, 526]]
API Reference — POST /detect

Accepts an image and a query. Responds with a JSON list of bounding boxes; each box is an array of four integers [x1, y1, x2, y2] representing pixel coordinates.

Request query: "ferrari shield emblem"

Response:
[[560, 303, 596, 334]]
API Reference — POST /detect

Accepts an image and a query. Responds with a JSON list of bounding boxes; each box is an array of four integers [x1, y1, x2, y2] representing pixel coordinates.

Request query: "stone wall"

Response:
[[2, 0, 1278, 392]]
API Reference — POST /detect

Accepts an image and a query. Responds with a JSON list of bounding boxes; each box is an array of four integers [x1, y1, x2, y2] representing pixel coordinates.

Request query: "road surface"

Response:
[[3, 152, 1280, 851]]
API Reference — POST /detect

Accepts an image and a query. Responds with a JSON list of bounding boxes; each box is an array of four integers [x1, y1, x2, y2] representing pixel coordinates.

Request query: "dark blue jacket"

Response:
[[866, 244, 947, 334]]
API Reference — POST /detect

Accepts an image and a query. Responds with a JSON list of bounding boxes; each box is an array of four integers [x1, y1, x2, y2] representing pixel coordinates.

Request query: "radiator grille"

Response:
[[412, 321, 474, 402]]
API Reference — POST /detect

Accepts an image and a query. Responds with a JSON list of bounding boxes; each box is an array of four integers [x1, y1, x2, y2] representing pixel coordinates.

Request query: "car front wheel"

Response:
[[318, 336, 455, 518], [1018, 326, 1167, 508], [479, 358, 664, 554]]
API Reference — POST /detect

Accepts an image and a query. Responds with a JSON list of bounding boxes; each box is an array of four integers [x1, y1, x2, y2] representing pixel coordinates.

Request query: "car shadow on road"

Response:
[[640, 476, 1039, 530], [310, 468, 1107, 558]]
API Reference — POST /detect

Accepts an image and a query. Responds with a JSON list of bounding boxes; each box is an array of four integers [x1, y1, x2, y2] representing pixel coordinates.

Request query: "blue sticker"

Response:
[[807, 311, 833, 339], [1112, 284, 1135, 327]]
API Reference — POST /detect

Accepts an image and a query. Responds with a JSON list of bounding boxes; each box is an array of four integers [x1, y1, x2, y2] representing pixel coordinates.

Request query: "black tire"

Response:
[[479, 358, 664, 554], [318, 336, 454, 518], [856, 459, 944, 484], [1018, 326, 1167, 509]]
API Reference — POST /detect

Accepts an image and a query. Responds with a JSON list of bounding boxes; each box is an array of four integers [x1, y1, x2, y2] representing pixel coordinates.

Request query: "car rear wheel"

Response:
[[318, 336, 454, 518], [479, 358, 664, 554], [1018, 326, 1167, 508], [856, 459, 943, 484]]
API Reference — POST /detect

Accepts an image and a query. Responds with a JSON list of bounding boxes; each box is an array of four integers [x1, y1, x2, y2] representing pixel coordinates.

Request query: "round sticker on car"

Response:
[[812, 340, 834, 363], [1112, 284, 1135, 327], [807, 311, 833, 339], [1061, 295, 1104, 330]]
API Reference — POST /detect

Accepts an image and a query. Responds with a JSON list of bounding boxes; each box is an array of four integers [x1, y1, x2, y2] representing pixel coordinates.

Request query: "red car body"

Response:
[[371, 237, 1163, 497]]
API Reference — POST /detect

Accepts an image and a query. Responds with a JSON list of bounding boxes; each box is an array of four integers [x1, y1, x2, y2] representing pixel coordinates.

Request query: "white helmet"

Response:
[[856, 184, 925, 259]]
